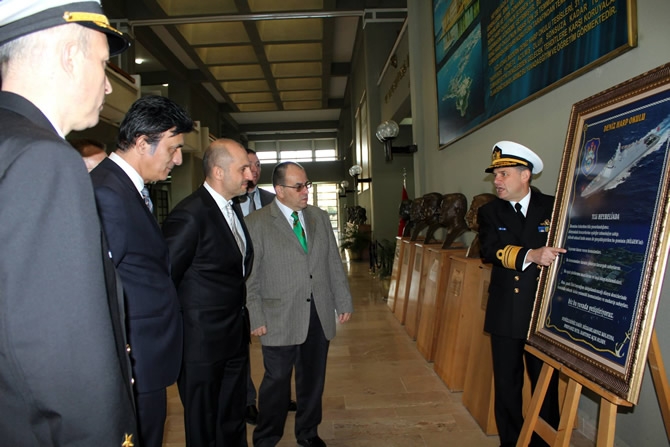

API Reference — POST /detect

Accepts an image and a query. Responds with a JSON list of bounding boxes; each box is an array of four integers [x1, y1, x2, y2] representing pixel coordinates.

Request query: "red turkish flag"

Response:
[[397, 185, 409, 237]]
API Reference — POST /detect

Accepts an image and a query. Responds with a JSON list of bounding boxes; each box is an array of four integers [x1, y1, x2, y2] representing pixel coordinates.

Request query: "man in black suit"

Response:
[[0, 2, 137, 444], [477, 141, 566, 447], [162, 138, 254, 446], [91, 95, 194, 447]]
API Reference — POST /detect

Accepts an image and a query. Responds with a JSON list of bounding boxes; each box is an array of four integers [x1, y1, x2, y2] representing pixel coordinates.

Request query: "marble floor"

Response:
[[163, 260, 593, 447]]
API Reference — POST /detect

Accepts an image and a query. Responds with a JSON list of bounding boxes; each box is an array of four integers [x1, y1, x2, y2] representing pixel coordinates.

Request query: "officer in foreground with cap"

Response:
[[477, 141, 566, 447], [0, 1, 136, 445]]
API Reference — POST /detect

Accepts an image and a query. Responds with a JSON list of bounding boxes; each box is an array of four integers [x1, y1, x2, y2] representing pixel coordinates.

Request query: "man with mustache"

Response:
[[91, 94, 194, 447]]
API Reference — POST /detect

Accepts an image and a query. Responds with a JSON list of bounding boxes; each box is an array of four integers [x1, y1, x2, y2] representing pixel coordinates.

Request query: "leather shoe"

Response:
[[297, 436, 326, 447], [288, 399, 297, 412], [245, 405, 259, 425]]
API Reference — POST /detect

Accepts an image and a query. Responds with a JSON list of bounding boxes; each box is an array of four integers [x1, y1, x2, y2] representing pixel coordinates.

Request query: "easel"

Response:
[[517, 330, 670, 447]]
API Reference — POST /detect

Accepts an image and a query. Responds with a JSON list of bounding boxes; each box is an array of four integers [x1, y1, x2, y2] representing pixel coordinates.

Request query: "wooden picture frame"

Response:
[[528, 63, 670, 403]]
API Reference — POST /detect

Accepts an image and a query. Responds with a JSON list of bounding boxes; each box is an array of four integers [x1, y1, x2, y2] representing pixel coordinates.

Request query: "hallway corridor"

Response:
[[161, 261, 509, 446]]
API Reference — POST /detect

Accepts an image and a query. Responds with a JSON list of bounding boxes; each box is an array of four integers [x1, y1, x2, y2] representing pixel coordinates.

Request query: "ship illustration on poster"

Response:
[[581, 138, 599, 176], [581, 116, 670, 198]]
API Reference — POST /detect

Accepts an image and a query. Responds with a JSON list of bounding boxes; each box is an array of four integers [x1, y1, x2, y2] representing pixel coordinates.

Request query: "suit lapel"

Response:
[[103, 158, 161, 232], [270, 201, 306, 253], [304, 206, 318, 255], [523, 191, 546, 239], [200, 187, 245, 257]]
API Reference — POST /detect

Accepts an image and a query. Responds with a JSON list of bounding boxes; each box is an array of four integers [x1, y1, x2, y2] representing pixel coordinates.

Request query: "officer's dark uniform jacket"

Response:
[[477, 189, 555, 339]]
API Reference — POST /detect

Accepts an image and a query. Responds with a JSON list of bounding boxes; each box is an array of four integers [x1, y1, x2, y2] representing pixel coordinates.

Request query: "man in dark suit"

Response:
[[246, 162, 353, 447], [477, 141, 566, 447], [91, 95, 194, 447], [242, 148, 276, 216], [162, 139, 254, 446], [240, 147, 289, 425], [0, 2, 137, 445]]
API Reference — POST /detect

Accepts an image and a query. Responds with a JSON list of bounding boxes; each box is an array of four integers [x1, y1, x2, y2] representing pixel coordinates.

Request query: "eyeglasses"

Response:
[[280, 181, 313, 192]]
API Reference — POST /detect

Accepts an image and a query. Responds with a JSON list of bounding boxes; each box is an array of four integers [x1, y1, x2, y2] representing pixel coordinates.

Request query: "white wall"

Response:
[[407, 0, 670, 445]]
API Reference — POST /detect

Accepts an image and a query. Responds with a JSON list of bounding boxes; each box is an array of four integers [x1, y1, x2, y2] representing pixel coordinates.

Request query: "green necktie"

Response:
[[292, 211, 308, 253]]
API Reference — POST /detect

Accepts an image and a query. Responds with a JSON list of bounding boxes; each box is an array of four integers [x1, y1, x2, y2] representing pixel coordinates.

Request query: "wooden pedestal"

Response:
[[393, 239, 421, 324], [404, 243, 442, 339], [433, 256, 482, 391], [386, 237, 408, 313], [460, 264, 560, 436], [415, 248, 467, 361], [462, 264, 497, 435]]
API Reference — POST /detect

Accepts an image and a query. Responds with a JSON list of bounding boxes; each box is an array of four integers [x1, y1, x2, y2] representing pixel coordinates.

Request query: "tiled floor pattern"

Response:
[[163, 261, 593, 447]]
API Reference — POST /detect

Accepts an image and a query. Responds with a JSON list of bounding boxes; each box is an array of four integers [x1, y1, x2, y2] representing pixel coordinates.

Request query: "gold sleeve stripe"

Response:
[[496, 245, 522, 269]]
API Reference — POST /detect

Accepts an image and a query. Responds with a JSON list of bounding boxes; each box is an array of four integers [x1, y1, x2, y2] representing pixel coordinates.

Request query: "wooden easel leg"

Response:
[[596, 399, 617, 447], [517, 363, 554, 447], [554, 378, 582, 447], [648, 329, 670, 441]]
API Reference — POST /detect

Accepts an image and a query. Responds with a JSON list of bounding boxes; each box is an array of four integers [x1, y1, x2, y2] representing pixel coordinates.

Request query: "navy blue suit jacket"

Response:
[[91, 157, 183, 393]]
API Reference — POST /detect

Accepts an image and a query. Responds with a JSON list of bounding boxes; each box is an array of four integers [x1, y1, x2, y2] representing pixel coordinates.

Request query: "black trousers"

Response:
[[490, 335, 560, 447], [178, 345, 249, 447], [135, 387, 167, 447], [253, 300, 329, 447]]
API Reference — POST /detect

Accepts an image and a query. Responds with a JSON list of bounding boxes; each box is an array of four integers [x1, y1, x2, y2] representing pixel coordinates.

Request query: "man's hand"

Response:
[[251, 325, 267, 337], [527, 246, 567, 267], [338, 313, 352, 323]]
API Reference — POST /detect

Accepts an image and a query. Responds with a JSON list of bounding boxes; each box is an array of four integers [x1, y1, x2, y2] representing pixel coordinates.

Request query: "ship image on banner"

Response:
[[581, 116, 670, 198]]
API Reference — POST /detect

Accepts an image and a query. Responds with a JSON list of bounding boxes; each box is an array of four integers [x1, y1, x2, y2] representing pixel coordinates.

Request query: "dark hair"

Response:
[[246, 148, 256, 155], [272, 161, 304, 187], [70, 138, 105, 154], [116, 95, 194, 152]]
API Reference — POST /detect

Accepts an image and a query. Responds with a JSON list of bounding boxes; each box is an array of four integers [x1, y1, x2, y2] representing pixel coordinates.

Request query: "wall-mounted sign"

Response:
[[432, 0, 637, 147]]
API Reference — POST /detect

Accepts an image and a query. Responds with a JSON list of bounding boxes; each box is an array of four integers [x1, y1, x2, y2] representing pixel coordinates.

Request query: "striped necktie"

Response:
[[248, 190, 256, 213], [226, 202, 246, 255], [141, 186, 153, 213]]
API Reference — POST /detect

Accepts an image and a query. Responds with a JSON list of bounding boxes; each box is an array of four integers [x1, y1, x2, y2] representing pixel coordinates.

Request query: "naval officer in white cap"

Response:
[[477, 141, 566, 447], [0, 1, 136, 446]]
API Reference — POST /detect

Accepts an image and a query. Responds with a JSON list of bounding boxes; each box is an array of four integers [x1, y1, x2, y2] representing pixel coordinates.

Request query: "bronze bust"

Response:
[[411, 193, 443, 241], [465, 193, 497, 258], [438, 193, 469, 249]]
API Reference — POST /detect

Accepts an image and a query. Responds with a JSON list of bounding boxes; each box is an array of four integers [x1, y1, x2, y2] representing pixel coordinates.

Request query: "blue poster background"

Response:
[[433, 0, 633, 146], [545, 95, 670, 367]]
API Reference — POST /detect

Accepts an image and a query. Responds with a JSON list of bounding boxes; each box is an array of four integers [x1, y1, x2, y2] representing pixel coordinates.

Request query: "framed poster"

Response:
[[528, 63, 670, 403], [432, 0, 637, 147]]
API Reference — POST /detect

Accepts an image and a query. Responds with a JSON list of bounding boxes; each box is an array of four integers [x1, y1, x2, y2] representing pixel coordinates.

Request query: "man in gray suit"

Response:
[[246, 161, 353, 447]]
